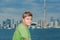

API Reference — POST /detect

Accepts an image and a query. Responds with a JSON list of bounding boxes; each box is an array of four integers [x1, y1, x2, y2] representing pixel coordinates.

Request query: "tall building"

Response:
[[11, 18, 15, 29], [55, 20, 58, 28], [3, 21, 6, 29], [56, 18, 60, 28], [2, 18, 11, 29], [43, 0, 47, 28], [57, 18, 60, 27], [50, 17, 55, 28], [38, 20, 43, 28], [49, 22, 54, 28], [6, 19, 11, 29], [0, 24, 1, 29]]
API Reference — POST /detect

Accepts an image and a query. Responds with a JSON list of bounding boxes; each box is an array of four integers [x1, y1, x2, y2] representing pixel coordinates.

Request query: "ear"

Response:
[[22, 18, 25, 22]]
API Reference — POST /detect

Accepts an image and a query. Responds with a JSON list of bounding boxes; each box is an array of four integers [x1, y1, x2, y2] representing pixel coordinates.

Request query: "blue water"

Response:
[[0, 28, 60, 40]]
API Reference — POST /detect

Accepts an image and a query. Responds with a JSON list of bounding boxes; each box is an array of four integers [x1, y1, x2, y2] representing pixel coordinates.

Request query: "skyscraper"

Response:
[[43, 0, 47, 28]]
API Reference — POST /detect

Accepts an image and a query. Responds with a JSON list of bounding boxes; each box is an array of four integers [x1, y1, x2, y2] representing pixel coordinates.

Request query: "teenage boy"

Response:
[[12, 11, 32, 40]]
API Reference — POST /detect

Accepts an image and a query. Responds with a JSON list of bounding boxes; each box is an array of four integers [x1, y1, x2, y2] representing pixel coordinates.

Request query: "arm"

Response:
[[17, 25, 31, 40], [23, 38, 31, 40]]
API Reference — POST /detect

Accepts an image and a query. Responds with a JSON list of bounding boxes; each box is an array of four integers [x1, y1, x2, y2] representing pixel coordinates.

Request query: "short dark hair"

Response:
[[22, 11, 33, 18]]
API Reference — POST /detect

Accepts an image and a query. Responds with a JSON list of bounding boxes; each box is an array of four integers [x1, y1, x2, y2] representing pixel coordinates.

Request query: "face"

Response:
[[22, 16, 32, 26]]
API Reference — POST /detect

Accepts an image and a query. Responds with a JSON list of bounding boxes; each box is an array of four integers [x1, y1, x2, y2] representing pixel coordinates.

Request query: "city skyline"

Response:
[[0, 0, 60, 22], [0, 17, 60, 29]]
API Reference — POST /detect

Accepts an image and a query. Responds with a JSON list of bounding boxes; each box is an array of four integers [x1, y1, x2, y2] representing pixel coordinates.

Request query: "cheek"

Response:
[[26, 20, 32, 24], [25, 20, 29, 23]]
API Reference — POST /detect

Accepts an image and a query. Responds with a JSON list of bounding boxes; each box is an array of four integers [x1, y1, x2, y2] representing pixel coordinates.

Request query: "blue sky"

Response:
[[0, 0, 60, 22]]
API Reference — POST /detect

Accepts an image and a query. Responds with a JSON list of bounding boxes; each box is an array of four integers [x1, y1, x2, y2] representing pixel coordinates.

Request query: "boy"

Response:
[[12, 11, 32, 40]]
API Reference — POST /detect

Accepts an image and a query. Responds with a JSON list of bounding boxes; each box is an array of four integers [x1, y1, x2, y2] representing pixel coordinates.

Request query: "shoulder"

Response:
[[16, 23, 25, 30]]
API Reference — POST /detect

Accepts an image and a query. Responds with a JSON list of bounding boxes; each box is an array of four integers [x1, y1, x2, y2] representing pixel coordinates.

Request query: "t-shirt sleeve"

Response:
[[12, 31, 21, 40], [17, 25, 30, 39]]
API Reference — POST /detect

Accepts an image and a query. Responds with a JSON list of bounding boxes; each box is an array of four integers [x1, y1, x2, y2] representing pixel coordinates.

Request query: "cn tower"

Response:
[[43, 0, 47, 28]]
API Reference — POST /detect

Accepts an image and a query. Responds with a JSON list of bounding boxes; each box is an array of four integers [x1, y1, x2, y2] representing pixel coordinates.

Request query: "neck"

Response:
[[22, 22, 29, 28]]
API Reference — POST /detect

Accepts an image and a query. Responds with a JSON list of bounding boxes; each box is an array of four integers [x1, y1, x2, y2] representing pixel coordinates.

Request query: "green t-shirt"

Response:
[[12, 23, 31, 40]]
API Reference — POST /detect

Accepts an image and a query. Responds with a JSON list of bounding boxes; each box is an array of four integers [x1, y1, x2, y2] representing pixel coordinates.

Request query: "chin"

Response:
[[27, 24, 31, 26]]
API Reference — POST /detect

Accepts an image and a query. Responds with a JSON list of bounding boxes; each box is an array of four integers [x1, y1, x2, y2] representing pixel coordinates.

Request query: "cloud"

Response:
[[0, 8, 27, 16], [0, 8, 23, 22], [47, 13, 60, 20], [46, 0, 60, 13], [25, 0, 35, 2], [0, 6, 42, 23], [47, 0, 60, 2], [0, 0, 60, 22]]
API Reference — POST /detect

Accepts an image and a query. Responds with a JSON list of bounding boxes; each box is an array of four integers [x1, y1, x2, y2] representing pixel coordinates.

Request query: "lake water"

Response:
[[0, 28, 60, 40]]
